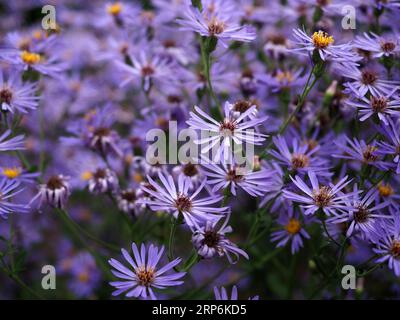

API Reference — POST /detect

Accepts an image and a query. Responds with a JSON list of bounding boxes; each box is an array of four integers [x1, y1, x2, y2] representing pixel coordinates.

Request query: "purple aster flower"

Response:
[[334, 136, 385, 169], [115, 50, 176, 92], [108, 242, 185, 300], [377, 119, 400, 173], [291, 28, 359, 64], [192, 213, 248, 263], [345, 88, 400, 125], [0, 69, 39, 114], [328, 185, 391, 237], [370, 214, 400, 277], [177, 2, 256, 47], [283, 171, 354, 216], [270, 135, 331, 177], [116, 189, 144, 216], [31, 174, 70, 209], [0, 177, 29, 218], [257, 68, 307, 92], [353, 32, 400, 58], [0, 130, 25, 151], [87, 167, 119, 194], [337, 65, 400, 97], [68, 252, 101, 298], [200, 157, 272, 197], [271, 207, 312, 254], [139, 172, 228, 228], [214, 285, 259, 300], [172, 163, 205, 190], [187, 101, 268, 162]]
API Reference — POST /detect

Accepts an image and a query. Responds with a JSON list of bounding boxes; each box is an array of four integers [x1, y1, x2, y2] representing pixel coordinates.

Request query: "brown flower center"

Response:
[[370, 96, 387, 113], [362, 145, 378, 163], [183, 163, 198, 177], [354, 205, 370, 223], [219, 120, 236, 133], [93, 127, 111, 137], [202, 230, 220, 247], [46, 176, 65, 190], [93, 168, 106, 179], [0, 88, 13, 105], [381, 41, 396, 53], [175, 194, 192, 212], [208, 18, 225, 35], [226, 169, 244, 183], [390, 240, 400, 258], [312, 186, 332, 207], [141, 65, 155, 76], [291, 153, 310, 169], [136, 267, 155, 287], [361, 70, 378, 85]]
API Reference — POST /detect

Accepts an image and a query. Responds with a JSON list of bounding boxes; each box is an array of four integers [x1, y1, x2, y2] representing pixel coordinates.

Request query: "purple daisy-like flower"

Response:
[[291, 28, 359, 64], [283, 171, 353, 216], [139, 172, 228, 228], [87, 167, 119, 194], [271, 207, 311, 254], [108, 242, 185, 300], [0, 69, 39, 114], [214, 285, 259, 300], [328, 185, 391, 237], [369, 212, 400, 277], [270, 135, 331, 177], [178, 2, 256, 47], [192, 213, 248, 263], [337, 65, 400, 98], [187, 102, 268, 162], [200, 155, 272, 197], [0, 130, 25, 152], [32, 174, 70, 209], [377, 119, 400, 173], [0, 177, 29, 218], [345, 88, 400, 125], [1, 165, 39, 184], [353, 32, 400, 58]]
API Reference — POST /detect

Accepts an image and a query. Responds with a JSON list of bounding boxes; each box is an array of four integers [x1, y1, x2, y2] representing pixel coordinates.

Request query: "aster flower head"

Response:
[[178, 1, 256, 47], [283, 171, 354, 216], [0, 130, 25, 152], [0, 69, 39, 114], [117, 188, 144, 216], [108, 242, 185, 299], [0, 178, 29, 218], [345, 88, 400, 125], [328, 185, 391, 237], [200, 155, 272, 197], [138, 172, 228, 228], [370, 213, 400, 277], [33, 174, 70, 209], [270, 135, 331, 177], [214, 285, 259, 300], [353, 32, 400, 58], [172, 162, 204, 190], [271, 206, 312, 254], [1, 165, 39, 184], [291, 28, 360, 65], [192, 213, 248, 263], [187, 101, 268, 162], [87, 167, 118, 194]]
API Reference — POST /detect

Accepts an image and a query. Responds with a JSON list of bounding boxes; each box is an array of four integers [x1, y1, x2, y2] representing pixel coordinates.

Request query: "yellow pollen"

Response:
[[378, 183, 394, 197], [276, 71, 294, 83], [312, 31, 334, 49], [3, 167, 22, 179], [133, 173, 143, 183], [78, 271, 89, 283], [285, 218, 301, 234], [21, 51, 41, 64], [32, 30, 44, 40], [107, 3, 122, 15], [81, 171, 93, 181]]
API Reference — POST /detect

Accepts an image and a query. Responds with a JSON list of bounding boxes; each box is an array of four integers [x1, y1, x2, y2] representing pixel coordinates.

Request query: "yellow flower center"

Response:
[[378, 183, 394, 197], [78, 271, 89, 283], [107, 3, 122, 16], [285, 218, 301, 234], [21, 51, 41, 64], [276, 71, 294, 83], [3, 167, 22, 179], [81, 171, 93, 181], [312, 31, 334, 49]]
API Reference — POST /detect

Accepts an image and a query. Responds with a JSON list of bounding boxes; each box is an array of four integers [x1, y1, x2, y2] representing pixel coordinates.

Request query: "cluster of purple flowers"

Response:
[[1, 0, 400, 300]]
